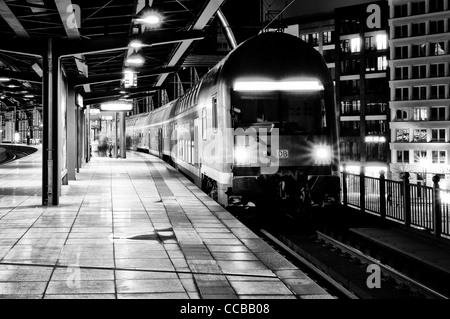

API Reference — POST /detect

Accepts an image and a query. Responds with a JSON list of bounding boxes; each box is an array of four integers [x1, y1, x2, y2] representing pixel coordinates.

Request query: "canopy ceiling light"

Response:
[[0, 77, 11, 82], [5, 80, 21, 88], [129, 40, 145, 49], [100, 102, 133, 111], [126, 51, 145, 66], [135, 0, 164, 26]]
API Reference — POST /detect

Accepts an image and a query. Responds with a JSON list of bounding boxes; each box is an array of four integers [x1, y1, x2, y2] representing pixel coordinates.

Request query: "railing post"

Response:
[[360, 166, 365, 214], [402, 172, 411, 227], [432, 175, 442, 238], [379, 170, 386, 220], [342, 164, 348, 206]]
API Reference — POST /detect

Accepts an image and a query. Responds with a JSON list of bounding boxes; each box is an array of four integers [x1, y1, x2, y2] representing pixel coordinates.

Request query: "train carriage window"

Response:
[[212, 96, 218, 132], [202, 108, 207, 140]]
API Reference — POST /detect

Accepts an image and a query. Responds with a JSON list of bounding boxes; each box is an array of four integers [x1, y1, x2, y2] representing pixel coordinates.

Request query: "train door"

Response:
[[157, 128, 163, 158]]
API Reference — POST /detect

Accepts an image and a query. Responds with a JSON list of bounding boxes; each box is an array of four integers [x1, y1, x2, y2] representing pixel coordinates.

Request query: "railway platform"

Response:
[[350, 227, 450, 276], [0, 149, 333, 299]]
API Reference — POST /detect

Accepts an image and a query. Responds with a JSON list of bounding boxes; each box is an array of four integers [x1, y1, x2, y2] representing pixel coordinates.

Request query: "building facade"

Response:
[[297, 18, 336, 81], [294, 2, 390, 177], [335, 1, 390, 176], [388, 0, 450, 185]]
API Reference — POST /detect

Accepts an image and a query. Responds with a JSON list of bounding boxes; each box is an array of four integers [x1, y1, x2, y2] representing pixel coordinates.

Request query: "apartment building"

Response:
[[389, 0, 450, 185], [335, 1, 390, 176]]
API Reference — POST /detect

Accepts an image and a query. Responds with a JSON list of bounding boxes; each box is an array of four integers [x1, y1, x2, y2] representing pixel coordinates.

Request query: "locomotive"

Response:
[[126, 32, 340, 212]]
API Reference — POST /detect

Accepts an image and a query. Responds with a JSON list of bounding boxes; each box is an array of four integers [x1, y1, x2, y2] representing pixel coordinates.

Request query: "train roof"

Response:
[[219, 32, 333, 89]]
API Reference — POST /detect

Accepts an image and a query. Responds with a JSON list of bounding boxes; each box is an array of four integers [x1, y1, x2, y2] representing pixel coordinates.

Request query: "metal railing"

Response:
[[341, 168, 450, 240]]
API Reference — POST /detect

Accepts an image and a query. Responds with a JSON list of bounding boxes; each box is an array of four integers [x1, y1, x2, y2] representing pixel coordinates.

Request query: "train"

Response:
[[126, 32, 340, 212]]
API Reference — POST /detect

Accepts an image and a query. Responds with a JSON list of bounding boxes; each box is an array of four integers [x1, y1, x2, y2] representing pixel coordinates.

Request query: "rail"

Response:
[[341, 168, 450, 240]]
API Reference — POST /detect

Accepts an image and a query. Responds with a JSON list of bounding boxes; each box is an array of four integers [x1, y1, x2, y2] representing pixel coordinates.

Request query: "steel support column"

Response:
[[42, 38, 60, 206], [86, 105, 90, 163], [67, 86, 77, 180], [120, 112, 126, 159], [114, 112, 118, 158]]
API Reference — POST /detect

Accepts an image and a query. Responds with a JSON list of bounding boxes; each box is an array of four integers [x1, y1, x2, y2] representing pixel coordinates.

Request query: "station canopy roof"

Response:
[[0, 0, 263, 112]]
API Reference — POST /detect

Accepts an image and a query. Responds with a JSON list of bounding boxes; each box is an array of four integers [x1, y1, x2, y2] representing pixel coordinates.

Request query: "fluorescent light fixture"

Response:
[[129, 40, 144, 49], [102, 116, 114, 121], [7, 84, 19, 88], [234, 80, 324, 92], [100, 102, 133, 111], [0, 77, 10, 82], [90, 109, 100, 114], [119, 90, 127, 94], [126, 52, 145, 66], [24, 94, 34, 98], [123, 68, 136, 75], [136, 14, 161, 25], [126, 57, 144, 65], [135, 1, 164, 26]]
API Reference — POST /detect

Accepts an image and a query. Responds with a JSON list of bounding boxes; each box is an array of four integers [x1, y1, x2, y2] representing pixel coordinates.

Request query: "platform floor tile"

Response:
[[0, 148, 334, 299]]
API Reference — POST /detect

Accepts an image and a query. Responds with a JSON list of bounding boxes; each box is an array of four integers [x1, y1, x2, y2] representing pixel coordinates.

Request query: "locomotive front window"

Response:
[[232, 91, 326, 133]]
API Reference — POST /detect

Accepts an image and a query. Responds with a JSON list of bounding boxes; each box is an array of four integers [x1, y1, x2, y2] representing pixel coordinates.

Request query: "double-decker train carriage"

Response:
[[126, 32, 340, 211]]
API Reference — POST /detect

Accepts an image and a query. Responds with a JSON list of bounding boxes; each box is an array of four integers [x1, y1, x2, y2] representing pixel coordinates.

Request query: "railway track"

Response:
[[315, 231, 447, 299], [259, 229, 358, 299], [228, 204, 450, 299], [0, 145, 37, 165], [259, 227, 448, 299]]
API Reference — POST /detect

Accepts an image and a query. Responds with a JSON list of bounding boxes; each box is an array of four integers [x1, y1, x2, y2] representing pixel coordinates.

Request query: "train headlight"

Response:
[[234, 147, 249, 165], [314, 145, 331, 164]]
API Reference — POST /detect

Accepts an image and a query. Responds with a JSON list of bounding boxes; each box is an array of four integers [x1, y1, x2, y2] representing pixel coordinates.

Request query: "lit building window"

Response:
[[350, 37, 360, 53], [396, 129, 409, 142], [414, 107, 428, 121], [323, 31, 332, 44], [341, 40, 350, 52], [413, 129, 427, 142], [377, 56, 387, 70], [376, 34, 387, 50], [431, 42, 445, 55]]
